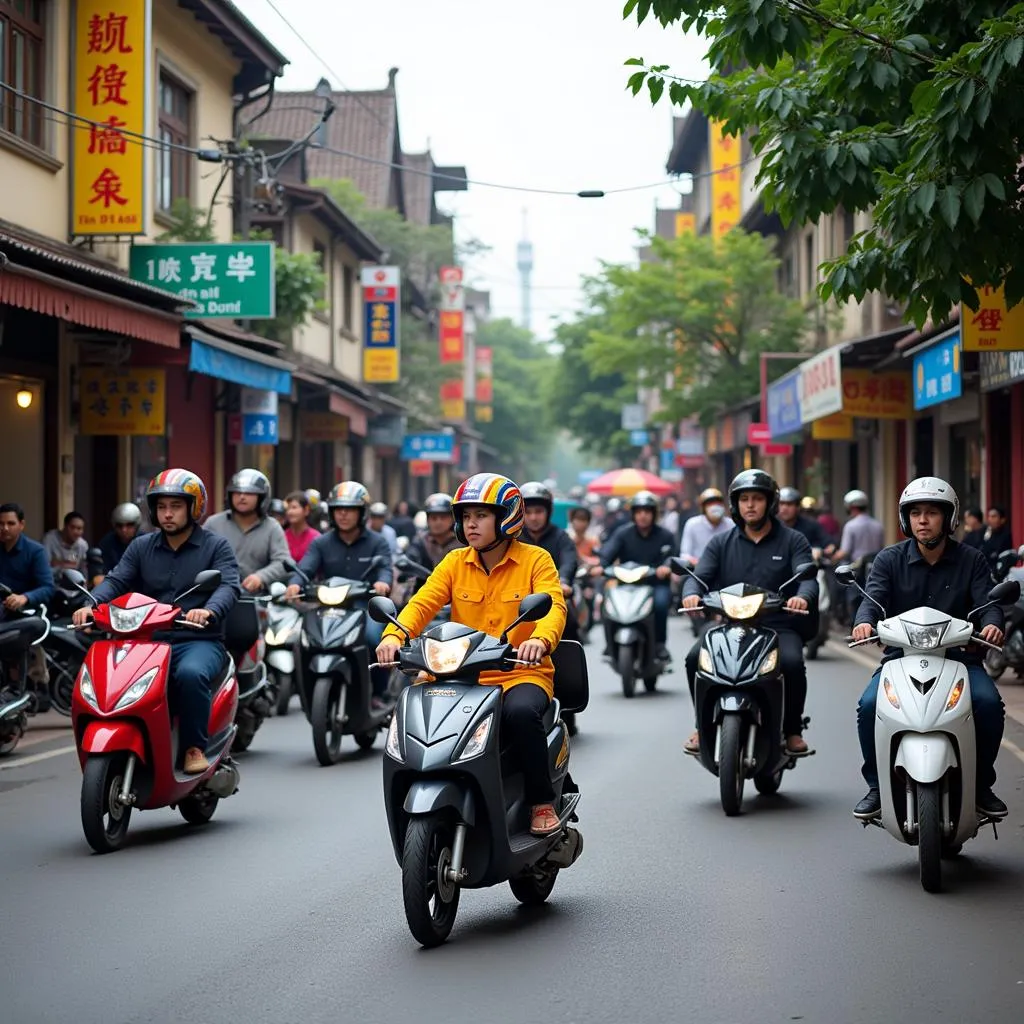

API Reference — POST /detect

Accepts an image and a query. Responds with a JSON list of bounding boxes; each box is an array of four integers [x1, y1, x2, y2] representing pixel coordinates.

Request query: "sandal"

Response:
[[530, 803, 561, 835], [684, 731, 700, 755], [785, 735, 812, 756]]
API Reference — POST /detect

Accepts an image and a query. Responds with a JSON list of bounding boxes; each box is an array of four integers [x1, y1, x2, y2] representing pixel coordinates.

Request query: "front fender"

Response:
[[402, 779, 475, 826], [266, 649, 295, 674], [614, 627, 638, 646], [311, 653, 349, 677], [79, 720, 146, 766], [895, 732, 958, 784], [714, 694, 758, 722]]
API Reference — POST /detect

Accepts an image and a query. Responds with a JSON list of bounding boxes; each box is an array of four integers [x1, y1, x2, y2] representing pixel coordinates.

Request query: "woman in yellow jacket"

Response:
[[376, 473, 567, 835]]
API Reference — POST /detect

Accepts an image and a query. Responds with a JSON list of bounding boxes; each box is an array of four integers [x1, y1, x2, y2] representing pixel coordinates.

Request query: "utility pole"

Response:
[[516, 208, 533, 332]]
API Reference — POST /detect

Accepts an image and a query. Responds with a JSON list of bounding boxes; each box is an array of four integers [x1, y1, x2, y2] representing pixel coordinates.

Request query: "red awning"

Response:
[[329, 391, 368, 436]]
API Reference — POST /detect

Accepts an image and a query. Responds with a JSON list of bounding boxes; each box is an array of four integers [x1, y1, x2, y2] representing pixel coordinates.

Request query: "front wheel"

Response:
[[402, 815, 461, 947], [274, 673, 293, 716], [0, 715, 25, 757], [179, 788, 219, 825], [718, 715, 746, 817], [643, 675, 658, 693], [81, 754, 132, 853], [617, 646, 636, 699], [509, 868, 558, 905], [311, 676, 345, 765], [918, 781, 943, 893]]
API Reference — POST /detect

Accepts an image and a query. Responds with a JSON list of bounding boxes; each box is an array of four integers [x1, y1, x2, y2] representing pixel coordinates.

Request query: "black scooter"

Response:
[[370, 593, 587, 948], [0, 589, 51, 756], [600, 563, 669, 697], [674, 557, 818, 816]]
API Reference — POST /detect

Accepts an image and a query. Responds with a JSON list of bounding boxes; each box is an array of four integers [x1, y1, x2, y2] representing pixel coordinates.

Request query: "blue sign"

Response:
[[401, 432, 455, 462], [242, 413, 278, 445], [914, 331, 962, 410], [629, 429, 649, 447], [659, 448, 674, 472], [577, 469, 602, 484], [767, 370, 802, 438]]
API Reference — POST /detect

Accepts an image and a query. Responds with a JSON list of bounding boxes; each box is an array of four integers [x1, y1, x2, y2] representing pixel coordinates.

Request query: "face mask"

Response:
[[706, 504, 725, 523]]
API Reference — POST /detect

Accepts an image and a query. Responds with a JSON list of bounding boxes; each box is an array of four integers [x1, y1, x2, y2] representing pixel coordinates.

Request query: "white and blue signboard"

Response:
[[577, 469, 602, 485], [914, 331, 962, 410], [240, 387, 278, 445], [767, 370, 802, 438], [629, 429, 650, 447], [401, 432, 455, 462]]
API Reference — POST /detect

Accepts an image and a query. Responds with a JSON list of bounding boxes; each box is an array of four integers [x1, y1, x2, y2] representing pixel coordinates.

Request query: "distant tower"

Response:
[[516, 208, 533, 332]]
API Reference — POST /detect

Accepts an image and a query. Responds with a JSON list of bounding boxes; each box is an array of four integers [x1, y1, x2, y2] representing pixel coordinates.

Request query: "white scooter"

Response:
[[837, 565, 1019, 893]]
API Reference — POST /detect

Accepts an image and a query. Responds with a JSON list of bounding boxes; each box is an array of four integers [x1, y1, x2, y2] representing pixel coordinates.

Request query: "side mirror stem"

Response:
[[849, 577, 887, 619], [72, 579, 98, 606], [968, 598, 995, 622], [500, 611, 529, 645]]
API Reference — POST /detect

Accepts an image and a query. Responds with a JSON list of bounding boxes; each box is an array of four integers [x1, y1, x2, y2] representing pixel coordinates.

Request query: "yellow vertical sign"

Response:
[[674, 212, 696, 237], [71, 0, 149, 236], [709, 121, 742, 240]]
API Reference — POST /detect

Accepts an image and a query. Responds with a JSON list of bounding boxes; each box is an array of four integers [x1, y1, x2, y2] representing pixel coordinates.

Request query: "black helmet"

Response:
[[520, 481, 553, 513], [423, 492, 454, 515], [630, 490, 659, 519], [728, 469, 779, 527], [227, 468, 271, 517], [778, 486, 801, 504], [570, 504, 592, 523]]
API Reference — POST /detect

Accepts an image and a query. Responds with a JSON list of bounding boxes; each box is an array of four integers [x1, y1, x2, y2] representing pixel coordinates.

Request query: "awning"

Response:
[[186, 327, 293, 394], [329, 392, 367, 436]]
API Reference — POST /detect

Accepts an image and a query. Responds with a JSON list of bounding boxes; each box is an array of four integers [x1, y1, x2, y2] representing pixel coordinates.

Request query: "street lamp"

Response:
[[15, 388, 32, 409]]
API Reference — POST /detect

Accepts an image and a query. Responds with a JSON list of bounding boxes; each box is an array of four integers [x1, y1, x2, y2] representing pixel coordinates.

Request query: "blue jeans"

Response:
[[365, 615, 386, 696], [169, 641, 227, 751], [857, 664, 1004, 790]]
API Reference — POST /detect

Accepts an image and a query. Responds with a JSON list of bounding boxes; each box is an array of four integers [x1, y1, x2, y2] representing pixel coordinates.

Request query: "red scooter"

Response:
[[68, 569, 241, 854]]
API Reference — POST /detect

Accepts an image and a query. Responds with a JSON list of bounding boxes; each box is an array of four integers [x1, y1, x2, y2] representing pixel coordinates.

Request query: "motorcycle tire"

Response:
[[402, 813, 461, 948], [643, 675, 658, 693], [311, 676, 345, 766], [754, 768, 783, 795], [618, 646, 636, 699], [81, 753, 132, 854], [509, 868, 558, 906], [984, 648, 1007, 682], [274, 673, 292, 716], [917, 781, 943, 893], [179, 789, 219, 825], [232, 713, 256, 754], [719, 715, 746, 817], [355, 730, 377, 751]]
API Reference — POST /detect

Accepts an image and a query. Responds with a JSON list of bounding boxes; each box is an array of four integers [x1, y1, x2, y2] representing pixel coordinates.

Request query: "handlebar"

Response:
[[845, 631, 1002, 651]]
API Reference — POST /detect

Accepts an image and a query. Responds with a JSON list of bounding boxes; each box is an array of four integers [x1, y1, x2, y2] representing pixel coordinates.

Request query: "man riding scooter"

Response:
[[405, 493, 462, 586], [73, 470, 239, 775], [521, 482, 579, 643]]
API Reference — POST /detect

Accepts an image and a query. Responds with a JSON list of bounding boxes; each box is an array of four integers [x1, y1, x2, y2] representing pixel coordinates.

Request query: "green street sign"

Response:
[[129, 242, 276, 319]]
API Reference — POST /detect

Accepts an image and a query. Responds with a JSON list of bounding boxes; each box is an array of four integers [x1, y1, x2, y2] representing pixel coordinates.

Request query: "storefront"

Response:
[[980, 349, 1024, 533]]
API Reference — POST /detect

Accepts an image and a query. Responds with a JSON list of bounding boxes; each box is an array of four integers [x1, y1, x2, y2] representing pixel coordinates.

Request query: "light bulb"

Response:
[[15, 389, 32, 409]]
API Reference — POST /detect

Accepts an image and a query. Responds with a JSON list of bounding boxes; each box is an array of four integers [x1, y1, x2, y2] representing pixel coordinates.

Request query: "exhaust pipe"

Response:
[[205, 758, 240, 798]]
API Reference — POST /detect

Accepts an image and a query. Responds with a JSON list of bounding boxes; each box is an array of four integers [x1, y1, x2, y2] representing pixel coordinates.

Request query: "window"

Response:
[[342, 264, 354, 331], [0, 0, 46, 148], [157, 72, 192, 211]]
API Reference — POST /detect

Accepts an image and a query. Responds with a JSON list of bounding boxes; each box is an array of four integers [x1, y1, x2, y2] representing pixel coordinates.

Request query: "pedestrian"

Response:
[[981, 505, 1013, 567], [389, 500, 419, 542], [43, 511, 89, 574], [283, 490, 320, 563]]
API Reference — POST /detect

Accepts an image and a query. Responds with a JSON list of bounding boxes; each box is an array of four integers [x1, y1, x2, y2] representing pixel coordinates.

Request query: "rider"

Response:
[[368, 501, 399, 557], [681, 470, 817, 755], [778, 487, 831, 553], [73, 470, 240, 774], [96, 502, 143, 576], [375, 473, 567, 836], [850, 477, 1007, 820], [595, 491, 676, 662], [284, 482, 394, 707], [678, 487, 734, 566], [268, 497, 288, 528], [600, 498, 629, 544], [520, 482, 579, 642], [405, 493, 462, 587]]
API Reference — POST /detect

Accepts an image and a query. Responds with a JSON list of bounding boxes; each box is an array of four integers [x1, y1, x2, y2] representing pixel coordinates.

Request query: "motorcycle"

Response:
[[369, 592, 587, 947], [984, 545, 1024, 681], [834, 552, 878, 628], [804, 552, 832, 660], [600, 562, 669, 698], [224, 596, 273, 753], [38, 573, 97, 716], [837, 564, 1020, 893], [572, 564, 595, 643], [673, 557, 818, 816], [265, 581, 302, 715], [287, 556, 393, 765], [66, 568, 241, 854], [0, 595, 51, 757]]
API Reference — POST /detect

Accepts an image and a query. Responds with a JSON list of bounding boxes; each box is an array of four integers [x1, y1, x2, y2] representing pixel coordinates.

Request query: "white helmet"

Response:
[[843, 489, 870, 511], [898, 477, 960, 544]]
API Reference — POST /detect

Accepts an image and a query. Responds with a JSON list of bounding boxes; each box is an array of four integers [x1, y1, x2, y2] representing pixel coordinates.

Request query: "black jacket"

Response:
[[600, 523, 676, 579], [787, 515, 828, 550], [523, 523, 578, 586], [854, 538, 1003, 664], [981, 526, 1013, 566], [291, 528, 392, 587]]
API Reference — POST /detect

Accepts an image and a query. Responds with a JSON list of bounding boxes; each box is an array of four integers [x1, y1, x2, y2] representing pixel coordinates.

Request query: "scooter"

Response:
[[67, 568, 241, 854], [572, 564, 595, 643], [673, 556, 818, 816], [601, 562, 669, 698], [837, 564, 1019, 893], [804, 553, 832, 660], [984, 545, 1024, 681], [0, 599, 50, 757], [265, 581, 302, 714], [370, 592, 587, 947], [288, 557, 393, 765], [40, 577, 94, 716], [225, 596, 272, 753]]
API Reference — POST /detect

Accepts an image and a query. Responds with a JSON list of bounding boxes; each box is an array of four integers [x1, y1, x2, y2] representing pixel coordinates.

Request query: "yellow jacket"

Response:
[[382, 539, 567, 697]]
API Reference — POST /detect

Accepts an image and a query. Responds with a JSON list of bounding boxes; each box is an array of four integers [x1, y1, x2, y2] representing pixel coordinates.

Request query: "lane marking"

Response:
[[0, 744, 76, 770], [1001, 736, 1024, 765]]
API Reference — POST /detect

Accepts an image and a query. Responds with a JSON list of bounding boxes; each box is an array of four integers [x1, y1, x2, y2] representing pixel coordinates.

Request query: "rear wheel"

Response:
[[402, 814, 461, 947], [81, 754, 132, 853], [754, 768, 783, 795], [179, 788, 219, 825], [311, 676, 344, 765], [918, 781, 943, 893], [232, 712, 256, 753], [719, 715, 746, 817], [984, 648, 1007, 681], [509, 868, 558, 905], [618, 646, 636, 699]]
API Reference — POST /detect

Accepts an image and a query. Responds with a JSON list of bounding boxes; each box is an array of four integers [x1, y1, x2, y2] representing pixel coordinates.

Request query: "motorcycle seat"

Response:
[[551, 640, 589, 714], [0, 617, 46, 652]]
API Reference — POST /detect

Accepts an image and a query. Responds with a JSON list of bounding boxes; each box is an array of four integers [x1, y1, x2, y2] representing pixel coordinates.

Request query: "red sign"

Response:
[[675, 454, 705, 469], [747, 423, 772, 446], [227, 414, 242, 445], [763, 443, 793, 457], [439, 310, 464, 363], [409, 459, 433, 477]]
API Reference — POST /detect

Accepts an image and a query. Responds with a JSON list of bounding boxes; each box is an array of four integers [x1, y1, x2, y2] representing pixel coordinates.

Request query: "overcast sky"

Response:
[[233, 0, 709, 339]]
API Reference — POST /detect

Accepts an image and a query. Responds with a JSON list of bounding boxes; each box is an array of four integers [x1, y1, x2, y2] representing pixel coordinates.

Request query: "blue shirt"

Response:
[[292, 528, 392, 587], [0, 534, 55, 607], [92, 526, 239, 640]]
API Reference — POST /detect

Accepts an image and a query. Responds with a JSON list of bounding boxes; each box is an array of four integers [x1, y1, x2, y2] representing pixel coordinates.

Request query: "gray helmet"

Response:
[[112, 502, 142, 527], [630, 490, 660, 517], [227, 468, 271, 517], [778, 487, 801, 504], [728, 469, 780, 527], [606, 498, 623, 514], [520, 481, 553, 513], [423, 492, 454, 515], [844, 489, 870, 511], [269, 498, 286, 517], [369, 501, 388, 517]]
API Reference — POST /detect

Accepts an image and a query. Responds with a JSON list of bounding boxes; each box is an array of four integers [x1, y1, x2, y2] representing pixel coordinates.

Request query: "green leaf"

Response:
[[647, 76, 665, 104], [916, 182, 937, 215], [851, 142, 871, 165], [938, 187, 961, 230], [1005, 36, 1023, 67], [982, 173, 1006, 200], [624, 56, 645, 66], [627, 70, 646, 96], [963, 178, 986, 223]]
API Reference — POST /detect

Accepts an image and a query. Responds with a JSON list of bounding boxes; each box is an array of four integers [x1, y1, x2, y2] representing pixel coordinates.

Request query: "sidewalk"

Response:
[[22, 708, 73, 750]]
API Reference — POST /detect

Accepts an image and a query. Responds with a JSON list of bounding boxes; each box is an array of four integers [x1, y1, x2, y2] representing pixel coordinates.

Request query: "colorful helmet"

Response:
[[111, 502, 142, 526], [146, 468, 208, 524], [778, 486, 801, 505], [898, 477, 960, 543], [227, 468, 271, 516], [520, 481, 553, 513], [728, 469, 779, 527], [630, 490, 659, 517], [451, 473, 524, 544], [305, 488, 322, 511], [423, 492, 453, 515], [327, 481, 371, 522], [698, 487, 724, 507]]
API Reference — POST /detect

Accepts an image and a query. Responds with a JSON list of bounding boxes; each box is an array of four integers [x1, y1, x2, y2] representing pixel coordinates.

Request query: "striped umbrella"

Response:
[[584, 468, 675, 497]]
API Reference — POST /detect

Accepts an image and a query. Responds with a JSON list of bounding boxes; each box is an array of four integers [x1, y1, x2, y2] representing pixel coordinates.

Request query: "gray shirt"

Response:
[[839, 513, 885, 562], [679, 515, 734, 562], [43, 529, 88, 572], [204, 511, 290, 586]]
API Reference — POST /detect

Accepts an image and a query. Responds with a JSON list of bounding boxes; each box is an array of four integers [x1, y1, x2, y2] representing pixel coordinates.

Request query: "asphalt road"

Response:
[[4, 618, 1024, 1024]]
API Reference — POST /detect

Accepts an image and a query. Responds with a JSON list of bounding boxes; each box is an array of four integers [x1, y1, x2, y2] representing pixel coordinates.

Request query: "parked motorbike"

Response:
[[837, 564, 1019, 892], [984, 545, 1024, 681], [265, 581, 302, 715], [0, 592, 51, 757], [673, 557, 818, 816], [38, 574, 96, 716], [66, 568, 240, 853], [370, 592, 587, 947], [804, 552, 832, 660], [601, 563, 669, 697]]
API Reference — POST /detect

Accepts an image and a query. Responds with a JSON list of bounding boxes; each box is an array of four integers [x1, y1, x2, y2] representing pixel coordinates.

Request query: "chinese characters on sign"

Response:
[[961, 283, 1024, 351], [80, 367, 165, 436], [840, 370, 912, 419], [709, 121, 742, 240], [439, 266, 465, 363], [360, 266, 401, 383], [913, 332, 962, 410], [474, 345, 493, 422], [239, 387, 279, 446], [72, 1, 149, 235], [674, 212, 696, 237], [128, 243, 276, 318]]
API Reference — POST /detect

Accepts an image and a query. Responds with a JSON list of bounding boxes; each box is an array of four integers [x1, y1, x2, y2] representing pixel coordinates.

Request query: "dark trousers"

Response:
[[685, 625, 808, 736], [502, 682, 554, 805], [169, 641, 226, 751], [652, 584, 671, 645], [857, 664, 1004, 790]]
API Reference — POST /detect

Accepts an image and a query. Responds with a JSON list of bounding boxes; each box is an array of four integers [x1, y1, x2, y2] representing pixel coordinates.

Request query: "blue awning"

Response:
[[187, 332, 292, 395]]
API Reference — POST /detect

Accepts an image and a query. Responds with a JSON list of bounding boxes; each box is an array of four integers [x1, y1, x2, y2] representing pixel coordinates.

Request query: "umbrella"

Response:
[[584, 468, 675, 497]]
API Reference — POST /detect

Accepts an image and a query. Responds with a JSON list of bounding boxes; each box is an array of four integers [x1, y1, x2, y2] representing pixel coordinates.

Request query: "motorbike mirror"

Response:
[[833, 564, 856, 586], [396, 536, 410, 553], [367, 596, 410, 640], [499, 593, 553, 644], [173, 569, 221, 604], [61, 568, 98, 605], [987, 579, 1020, 605], [669, 556, 706, 589], [269, 581, 287, 598], [283, 559, 311, 584], [779, 561, 818, 592]]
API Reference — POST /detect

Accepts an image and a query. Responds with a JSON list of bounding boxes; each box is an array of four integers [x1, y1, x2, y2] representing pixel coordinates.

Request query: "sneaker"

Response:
[[853, 788, 881, 820], [976, 788, 1008, 818]]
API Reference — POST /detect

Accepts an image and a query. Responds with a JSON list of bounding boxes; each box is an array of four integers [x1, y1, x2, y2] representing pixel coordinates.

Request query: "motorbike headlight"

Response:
[[698, 647, 713, 673], [108, 602, 155, 633], [901, 619, 948, 650], [719, 593, 765, 620], [385, 714, 403, 761], [77, 664, 98, 710], [424, 637, 471, 675], [456, 713, 493, 762], [945, 679, 965, 711], [882, 677, 901, 709], [317, 584, 350, 606], [265, 625, 297, 646], [114, 667, 159, 710], [758, 649, 778, 675], [614, 566, 648, 584]]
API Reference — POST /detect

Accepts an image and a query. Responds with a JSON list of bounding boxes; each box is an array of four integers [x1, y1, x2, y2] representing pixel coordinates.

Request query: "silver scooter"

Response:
[[600, 563, 668, 698], [265, 581, 302, 715]]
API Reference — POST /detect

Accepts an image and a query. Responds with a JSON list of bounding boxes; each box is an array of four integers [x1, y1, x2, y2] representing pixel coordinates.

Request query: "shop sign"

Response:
[[811, 412, 854, 441], [439, 266, 465, 363], [659, 448, 683, 482], [71, 1, 149, 235], [798, 347, 843, 422], [747, 423, 793, 456], [979, 349, 1024, 392], [440, 379, 465, 420], [361, 266, 400, 383], [475, 346, 493, 403], [401, 433, 455, 463], [709, 121, 741, 239], [300, 411, 348, 443], [621, 404, 645, 431], [913, 332, 962, 410], [240, 387, 278, 446], [767, 370, 802, 438], [80, 367, 165, 435], [962, 283, 1024, 351], [367, 414, 407, 448], [129, 243, 275, 318], [841, 370, 912, 419], [674, 212, 696, 237], [474, 405, 493, 423], [630, 429, 649, 447], [409, 459, 434, 477]]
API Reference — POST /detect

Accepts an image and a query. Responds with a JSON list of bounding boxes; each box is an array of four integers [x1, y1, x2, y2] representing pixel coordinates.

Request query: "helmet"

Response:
[[568, 485, 585, 501], [800, 495, 818, 512], [111, 502, 142, 527], [520, 481, 553, 513], [227, 468, 271, 516], [369, 502, 388, 517], [606, 498, 623, 514], [327, 481, 371, 525], [630, 490, 659, 518], [269, 498, 286, 517], [305, 488, 322, 511], [570, 504, 592, 523], [844, 489, 870, 511], [146, 468, 208, 525], [423, 492, 454, 515], [413, 510, 428, 530], [697, 487, 724, 507], [728, 469, 779, 527], [451, 473, 524, 545], [778, 486, 801, 504], [898, 477, 960, 546]]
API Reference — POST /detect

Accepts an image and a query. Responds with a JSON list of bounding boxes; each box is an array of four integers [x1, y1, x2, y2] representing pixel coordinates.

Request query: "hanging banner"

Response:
[[961, 283, 1024, 351], [811, 412, 854, 441], [80, 367, 165, 435], [475, 345, 493, 403], [841, 370, 912, 419], [361, 266, 400, 383], [709, 121, 741, 240], [767, 370, 802, 438], [71, 0, 150, 235], [439, 266, 465, 363], [439, 378, 465, 420], [798, 347, 844, 422], [913, 332, 962, 410]]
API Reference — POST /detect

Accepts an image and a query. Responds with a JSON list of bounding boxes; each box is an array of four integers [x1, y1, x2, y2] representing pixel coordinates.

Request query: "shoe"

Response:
[[853, 788, 881, 819], [530, 803, 562, 835], [976, 788, 1008, 818], [684, 731, 700, 754], [183, 747, 209, 774], [656, 645, 671, 662], [785, 735, 810, 756]]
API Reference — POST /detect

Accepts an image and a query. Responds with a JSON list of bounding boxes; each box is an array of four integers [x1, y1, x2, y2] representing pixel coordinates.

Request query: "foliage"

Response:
[[155, 199, 216, 243], [246, 229, 327, 341], [621, 0, 1024, 324], [572, 230, 809, 427]]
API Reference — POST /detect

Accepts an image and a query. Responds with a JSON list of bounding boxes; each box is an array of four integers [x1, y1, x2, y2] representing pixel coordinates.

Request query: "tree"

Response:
[[622, 1, 1024, 324], [574, 229, 809, 427]]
